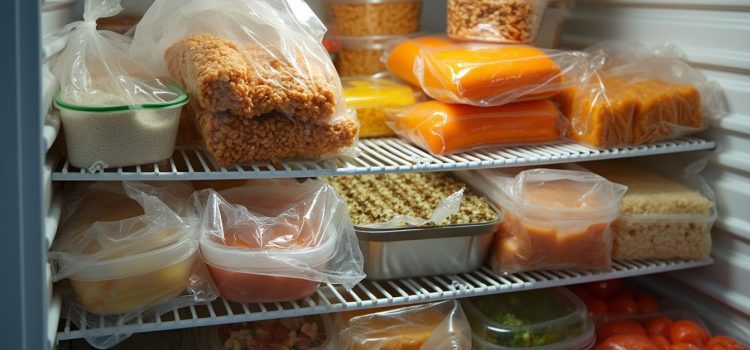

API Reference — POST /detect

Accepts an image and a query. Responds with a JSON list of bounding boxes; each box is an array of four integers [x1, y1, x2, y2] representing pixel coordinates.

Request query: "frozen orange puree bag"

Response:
[[388, 99, 566, 155], [386, 36, 593, 106]]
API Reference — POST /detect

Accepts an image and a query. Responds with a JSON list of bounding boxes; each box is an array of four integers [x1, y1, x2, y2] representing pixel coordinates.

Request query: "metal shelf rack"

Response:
[[57, 258, 713, 341], [52, 137, 715, 181]]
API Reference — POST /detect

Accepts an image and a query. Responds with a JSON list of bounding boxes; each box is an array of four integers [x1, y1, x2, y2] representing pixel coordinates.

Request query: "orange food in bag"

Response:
[[559, 76, 702, 148], [386, 37, 564, 104], [390, 99, 564, 155]]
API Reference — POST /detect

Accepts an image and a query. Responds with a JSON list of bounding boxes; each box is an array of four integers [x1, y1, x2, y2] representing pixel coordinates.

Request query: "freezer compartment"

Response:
[[355, 217, 500, 280]]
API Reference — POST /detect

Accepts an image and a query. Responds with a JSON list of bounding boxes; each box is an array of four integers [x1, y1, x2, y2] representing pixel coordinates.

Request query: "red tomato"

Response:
[[570, 285, 592, 300], [587, 279, 623, 299], [584, 297, 609, 317], [647, 316, 675, 338], [599, 321, 648, 340], [671, 342, 706, 350], [670, 320, 710, 347], [609, 294, 640, 315], [637, 294, 660, 313], [651, 335, 672, 350], [707, 336, 749, 350], [596, 334, 659, 350]]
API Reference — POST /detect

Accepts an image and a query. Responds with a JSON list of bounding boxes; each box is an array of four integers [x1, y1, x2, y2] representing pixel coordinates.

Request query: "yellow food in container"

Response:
[[343, 77, 421, 138]]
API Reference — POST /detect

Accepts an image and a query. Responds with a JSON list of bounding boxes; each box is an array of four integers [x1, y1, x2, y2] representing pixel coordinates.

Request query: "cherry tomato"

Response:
[[670, 320, 710, 346], [599, 321, 648, 340], [651, 335, 672, 350], [647, 316, 674, 338], [596, 334, 658, 350], [671, 342, 706, 350], [584, 297, 609, 317], [707, 336, 749, 350], [608, 294, 640, 315], [570, 285, 592, 300], [637, 294, 660, 313], [587, 279, 623, 299]]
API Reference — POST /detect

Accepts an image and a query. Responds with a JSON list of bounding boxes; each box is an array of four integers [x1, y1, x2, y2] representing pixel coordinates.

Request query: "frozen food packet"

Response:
[[48, 181, 218, 349], [131, 0, 350, 123], [558, 42, 727, 149], [386, 36, 594, 106], [52, 0, 177, 108], [459, 168, 628, 274], [337, 300, 472, 350], [192, 179, 365, 304]]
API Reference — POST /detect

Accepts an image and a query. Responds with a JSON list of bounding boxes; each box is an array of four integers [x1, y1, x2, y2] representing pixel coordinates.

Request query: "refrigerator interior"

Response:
[[14, 0, 749, 349]]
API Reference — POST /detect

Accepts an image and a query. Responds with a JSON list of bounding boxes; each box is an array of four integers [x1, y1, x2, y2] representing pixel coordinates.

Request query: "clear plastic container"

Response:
[[331, 35, 404, 77], [199, 186, 339, 303], [447, 0, 550, 44], [342, 77, 422, 137], [61, 238, 199, 315], [462, 288, 595, 350], [54, 83, 188, 171], [325, 0, 423, 36]]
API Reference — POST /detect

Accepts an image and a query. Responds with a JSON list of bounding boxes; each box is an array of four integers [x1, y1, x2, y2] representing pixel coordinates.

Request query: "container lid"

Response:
[[53, 81, 188, 112], [354, 215, 501, 241], [328, 34, 411, 50], [324, 0, 422, 4], [343, 77, 422, 109], [62, 237, 198, 281], [462, 288, 593, 348]]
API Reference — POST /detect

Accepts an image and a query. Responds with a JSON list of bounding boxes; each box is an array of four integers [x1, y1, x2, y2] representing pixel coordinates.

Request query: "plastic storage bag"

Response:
[[459, 168, 627, 274], [48, 181, 217, 349], [193, 179, 365, 303], [386, 36, 593, 106], [583, 157, 716, 260], [337, 300, 472, 350], [52, 0, 188, 171], [387, 99, 566, 155], [557, 42, 726, 148]]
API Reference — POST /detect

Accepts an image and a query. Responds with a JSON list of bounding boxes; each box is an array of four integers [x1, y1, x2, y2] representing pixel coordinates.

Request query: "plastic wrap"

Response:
[[558, 42, 726, 148], [459, 168, 627, 274], [386, 36, 593, 106], [342, 77, 422, 138], [387, 99, 566, 155], [48, 182, 217, 349], [51, 0, 187, 170], [447, 0, 550, 44], [337, 300, 472, 350], [583, 157, 716, 260], [193, 179, 365, 303], [132, 0, 349, 122]]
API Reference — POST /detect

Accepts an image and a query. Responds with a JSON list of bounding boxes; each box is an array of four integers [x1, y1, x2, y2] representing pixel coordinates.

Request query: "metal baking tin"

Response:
[[355, 211, 501, 280]]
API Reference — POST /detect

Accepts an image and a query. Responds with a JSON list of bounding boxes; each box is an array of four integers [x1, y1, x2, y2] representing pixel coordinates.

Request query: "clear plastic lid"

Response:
[[462, 288, 595, 349], [54, 81, 188, 112], [325, 0, 422, 4], [328, 34, 408, 50], [342, 76, 422, 110]]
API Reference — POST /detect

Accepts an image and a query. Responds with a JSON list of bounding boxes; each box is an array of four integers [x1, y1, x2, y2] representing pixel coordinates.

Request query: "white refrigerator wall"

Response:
[[559, 0, 750, 338]]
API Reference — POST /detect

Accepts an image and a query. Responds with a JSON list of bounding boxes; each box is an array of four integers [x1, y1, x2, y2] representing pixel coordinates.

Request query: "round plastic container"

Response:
[[330, 35, 404, 77], [462, 288, 596, 350], [447, 0, 550, 44], [54, 83, 188, 170], [325, 0, 423, 36], [61, 238, 198, 315]]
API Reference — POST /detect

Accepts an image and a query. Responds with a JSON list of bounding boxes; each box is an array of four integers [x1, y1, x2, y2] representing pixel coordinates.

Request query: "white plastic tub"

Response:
[[54, 84, 188, 170]]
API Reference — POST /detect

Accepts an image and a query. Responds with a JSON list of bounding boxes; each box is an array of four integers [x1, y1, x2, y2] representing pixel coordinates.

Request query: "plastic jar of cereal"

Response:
[[447, 0, 550, 44], [325, 0, 423, 36], [330, 35, 403, 77]]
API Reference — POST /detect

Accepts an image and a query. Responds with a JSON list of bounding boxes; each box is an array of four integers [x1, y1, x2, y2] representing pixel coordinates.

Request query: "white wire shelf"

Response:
[[52, 137, 715, 181], [57, 258, 712, 341]]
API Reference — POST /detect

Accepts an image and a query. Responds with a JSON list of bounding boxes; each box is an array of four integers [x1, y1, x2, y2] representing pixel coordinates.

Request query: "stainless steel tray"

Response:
[[355, 214, 501, 280]]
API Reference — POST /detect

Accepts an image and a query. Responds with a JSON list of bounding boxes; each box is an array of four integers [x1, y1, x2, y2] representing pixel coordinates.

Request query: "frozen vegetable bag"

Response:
[[193, 179, 365, 303], [48, 182, 218, 349], [52, 0, 188, 171], [460, 168, 627, 274], [558, 42, 727, 148], [338, 300, 472, 350], [386, 36, 594, 106], [131, 0, 359, 164]]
